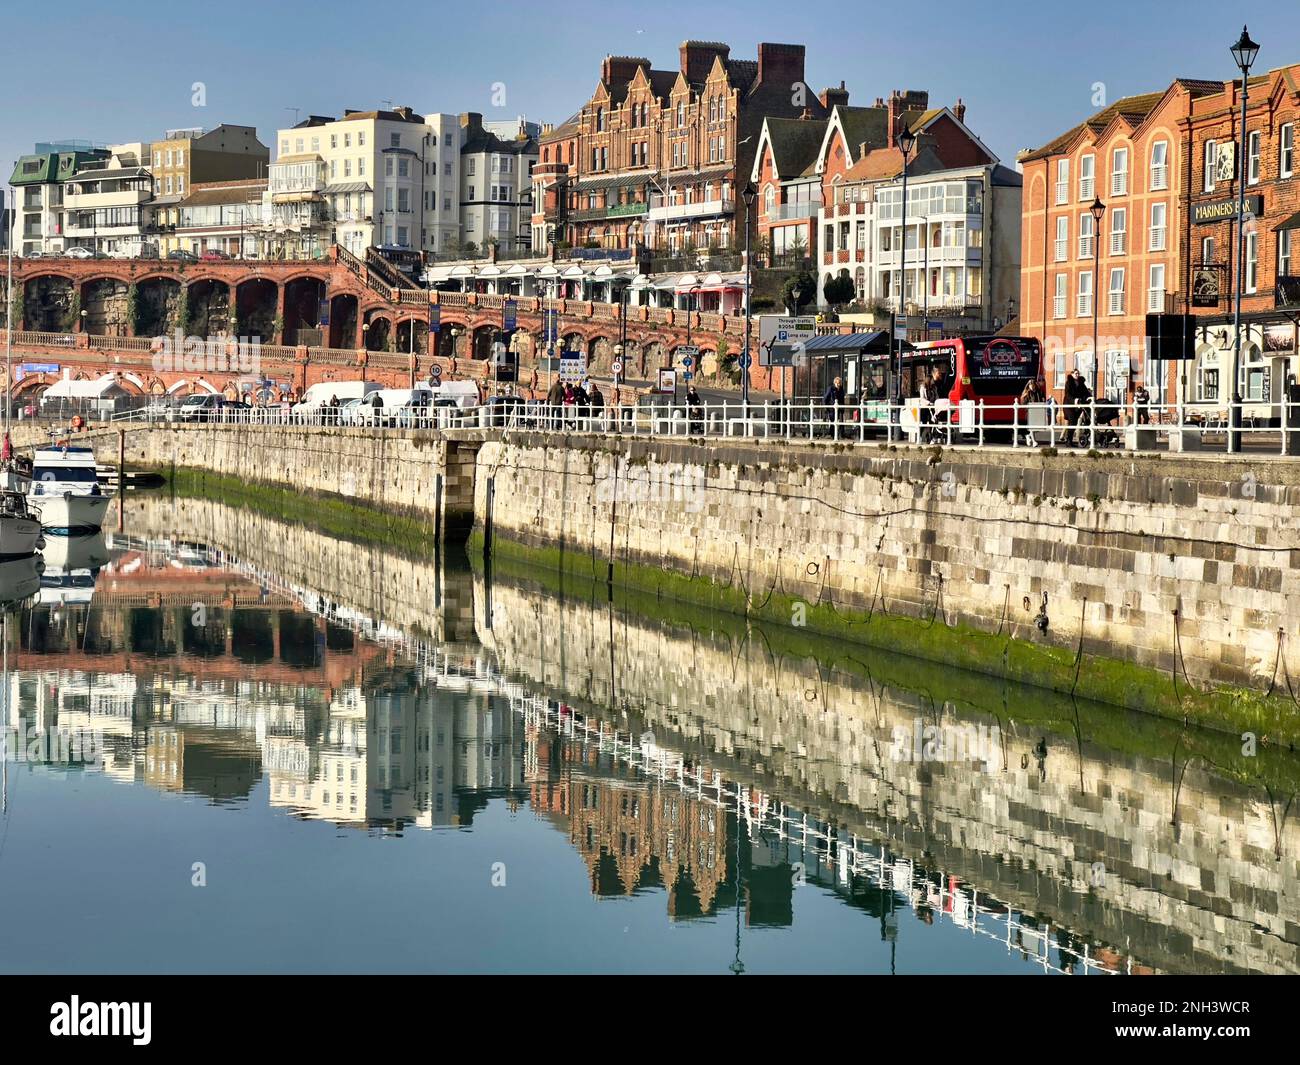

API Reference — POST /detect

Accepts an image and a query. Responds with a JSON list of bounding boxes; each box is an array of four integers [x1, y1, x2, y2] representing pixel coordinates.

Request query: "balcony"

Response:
[[1278, 276, 1300, 309], [647, 197, 733, 223], [875, 243, 981, 267], [771, 197, 821, 221], [607, 201, 647, 218], [64, 188, 150, 210]]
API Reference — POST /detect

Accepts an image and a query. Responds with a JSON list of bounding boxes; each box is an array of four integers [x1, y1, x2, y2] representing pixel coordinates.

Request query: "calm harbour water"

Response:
[[0, 490, 1295, 975]]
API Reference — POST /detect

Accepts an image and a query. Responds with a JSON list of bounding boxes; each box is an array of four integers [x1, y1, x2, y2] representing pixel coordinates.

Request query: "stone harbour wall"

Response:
[[473, 434, 1300, 701]]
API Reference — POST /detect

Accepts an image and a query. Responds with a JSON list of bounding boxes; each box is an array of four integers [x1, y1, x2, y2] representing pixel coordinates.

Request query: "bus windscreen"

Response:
[[966, 337, 1039, 383]]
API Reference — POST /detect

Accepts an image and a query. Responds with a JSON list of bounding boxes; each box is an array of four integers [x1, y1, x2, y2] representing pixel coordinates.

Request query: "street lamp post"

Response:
[[785, 284, 802, 409], [741, 182, 756, 411], [893, 126, 917, 418], [1228, 24, 1260, 454], [1090, 196, 1106, 401]]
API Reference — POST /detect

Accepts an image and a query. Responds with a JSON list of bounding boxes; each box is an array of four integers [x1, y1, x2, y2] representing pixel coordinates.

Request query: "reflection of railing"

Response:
[[507, 693, 1124, 976]]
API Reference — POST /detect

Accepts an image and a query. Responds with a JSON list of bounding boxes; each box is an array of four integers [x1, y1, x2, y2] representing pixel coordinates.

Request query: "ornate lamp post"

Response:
[[1228, 24, 1260, 454], [893, 125, 917, 410], [1090, 196, 1106, 399], [741, 182, 756, 410]]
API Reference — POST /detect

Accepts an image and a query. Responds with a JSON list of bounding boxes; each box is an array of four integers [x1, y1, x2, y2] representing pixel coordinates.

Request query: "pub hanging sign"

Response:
[[1193, 194, 1263, 225], [1192, 262, 1225, 308]]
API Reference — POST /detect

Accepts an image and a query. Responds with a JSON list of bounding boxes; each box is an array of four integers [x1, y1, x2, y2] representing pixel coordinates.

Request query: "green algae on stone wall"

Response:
[[472, 528, 1300, 748]]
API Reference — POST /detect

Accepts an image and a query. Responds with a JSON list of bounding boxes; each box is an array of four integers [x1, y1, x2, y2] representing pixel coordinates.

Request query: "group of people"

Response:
[[544, 377, 606, 428], [1053, 370, 1151, 445]]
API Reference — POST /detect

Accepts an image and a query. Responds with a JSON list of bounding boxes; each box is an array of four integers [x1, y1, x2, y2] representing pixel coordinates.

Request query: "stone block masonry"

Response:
[[26, 424, 481, 544], [473, 434, 1300, 719]]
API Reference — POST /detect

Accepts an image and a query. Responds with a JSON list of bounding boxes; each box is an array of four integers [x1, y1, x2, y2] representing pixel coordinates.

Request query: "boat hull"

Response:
[[0, 513, 43, 559], [31, 492, 111, 535]]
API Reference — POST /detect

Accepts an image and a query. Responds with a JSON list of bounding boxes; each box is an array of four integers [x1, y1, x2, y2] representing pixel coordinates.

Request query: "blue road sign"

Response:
[[738, 354, 752, 369], [683, 372, 694, 380], [681, 356, 693, 369]]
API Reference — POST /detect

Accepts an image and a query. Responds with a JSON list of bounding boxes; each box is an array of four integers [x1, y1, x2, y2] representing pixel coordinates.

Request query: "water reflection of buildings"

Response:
[[11, 507, 1293, 974], [7, 535, 529, 828]]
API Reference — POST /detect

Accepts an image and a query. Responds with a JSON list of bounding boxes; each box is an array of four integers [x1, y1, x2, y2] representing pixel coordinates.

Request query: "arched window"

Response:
[[764, 185, 775, 217]]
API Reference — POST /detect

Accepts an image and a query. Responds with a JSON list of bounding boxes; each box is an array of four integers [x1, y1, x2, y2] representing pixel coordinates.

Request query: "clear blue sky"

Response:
[[2, 0, 1297, 178]]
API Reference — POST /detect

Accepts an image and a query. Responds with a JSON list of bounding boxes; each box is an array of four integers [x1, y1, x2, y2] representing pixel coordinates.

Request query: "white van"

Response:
[[431, 381, 481, 409], [293, 380, 381, 422]]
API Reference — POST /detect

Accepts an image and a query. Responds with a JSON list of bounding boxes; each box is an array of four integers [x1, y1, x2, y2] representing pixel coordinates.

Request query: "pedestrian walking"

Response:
[[822, 374, 846, 433], [1063, 367, 1090, 446], [1133, 379, 1151, 425], [686, 383, 703, 434]]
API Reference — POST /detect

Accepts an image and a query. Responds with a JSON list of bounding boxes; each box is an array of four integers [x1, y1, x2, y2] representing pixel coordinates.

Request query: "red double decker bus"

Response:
[[900, 335, 1042, 424]]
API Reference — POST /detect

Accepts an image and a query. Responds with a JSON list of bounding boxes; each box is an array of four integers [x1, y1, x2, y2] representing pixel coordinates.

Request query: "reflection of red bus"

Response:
[[901, 336, 1041, 424]]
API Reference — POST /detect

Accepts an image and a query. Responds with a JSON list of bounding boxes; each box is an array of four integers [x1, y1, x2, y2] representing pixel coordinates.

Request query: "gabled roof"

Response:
[[754, 116, 830, 182], [836, 106, 889, 164]]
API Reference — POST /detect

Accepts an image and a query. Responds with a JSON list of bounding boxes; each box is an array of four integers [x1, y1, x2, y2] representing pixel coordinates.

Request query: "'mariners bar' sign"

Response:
[[1194, 195, 1263, 224]]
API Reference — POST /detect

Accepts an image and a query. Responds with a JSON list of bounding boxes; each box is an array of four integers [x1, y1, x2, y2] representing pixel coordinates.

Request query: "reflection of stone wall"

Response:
[[474, 434, 1300, 694], [476, 570, 1300, 975], [125, 494, 475, 645]]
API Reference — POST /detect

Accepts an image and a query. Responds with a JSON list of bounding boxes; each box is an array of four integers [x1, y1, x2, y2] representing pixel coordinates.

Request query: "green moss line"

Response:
[[475, 541, 1300, 792], [163, 467, 438, 556], [473, 528, 1300, 751]]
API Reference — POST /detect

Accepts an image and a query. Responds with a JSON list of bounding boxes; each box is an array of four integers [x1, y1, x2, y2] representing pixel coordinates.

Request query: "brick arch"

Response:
[[363, 314, 392, 351], [279, 270, 331, 286], [471, 323, 497, 360], [12, 373, 57, 396], [23, 275, 76, 331]]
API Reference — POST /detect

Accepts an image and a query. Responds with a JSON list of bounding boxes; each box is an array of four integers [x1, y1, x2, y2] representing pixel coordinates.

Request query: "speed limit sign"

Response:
[[611, 359, 623, 375]]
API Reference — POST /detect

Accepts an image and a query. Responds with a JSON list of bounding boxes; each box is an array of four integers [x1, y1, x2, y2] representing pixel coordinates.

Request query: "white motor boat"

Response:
[[0, 468, 45, 559], [27, 447, 112, 534]]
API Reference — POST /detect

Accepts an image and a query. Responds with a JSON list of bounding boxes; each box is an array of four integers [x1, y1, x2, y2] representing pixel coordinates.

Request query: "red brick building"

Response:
[[1019, 81, 1221, 404], [1021, 61, 1300, 417], [532, 41, 846, 257], [1184, 62, 1300, 420]]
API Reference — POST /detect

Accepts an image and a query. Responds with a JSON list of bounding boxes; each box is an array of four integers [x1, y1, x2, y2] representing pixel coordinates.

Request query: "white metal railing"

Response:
[[97, 395, 1300, 456]]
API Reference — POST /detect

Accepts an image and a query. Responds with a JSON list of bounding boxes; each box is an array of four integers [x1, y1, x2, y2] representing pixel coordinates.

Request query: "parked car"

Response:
[[200, 249, 229, 261], [168, 249, 198, 262], [337, 398, 366, 426], [65, 247, 95, 260], [176, 394, 224, 422]]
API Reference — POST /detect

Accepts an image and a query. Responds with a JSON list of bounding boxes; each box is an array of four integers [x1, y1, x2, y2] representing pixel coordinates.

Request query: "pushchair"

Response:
[[1076, 400, 1122, 447]]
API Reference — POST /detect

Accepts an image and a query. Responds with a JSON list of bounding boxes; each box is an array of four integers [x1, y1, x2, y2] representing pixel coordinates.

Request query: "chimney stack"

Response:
[[756, 42, 806, 89], [818, 80, 850, 111], [954, 97, 967, 123]]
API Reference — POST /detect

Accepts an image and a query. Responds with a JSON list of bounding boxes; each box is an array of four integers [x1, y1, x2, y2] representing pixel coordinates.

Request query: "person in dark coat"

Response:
[[686, 383, 703, 434], [1133, 379, 1151, 424], [546, 378, 565, 429], [822, 375, 846, 430], [1063, 367, 1091, 445]]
